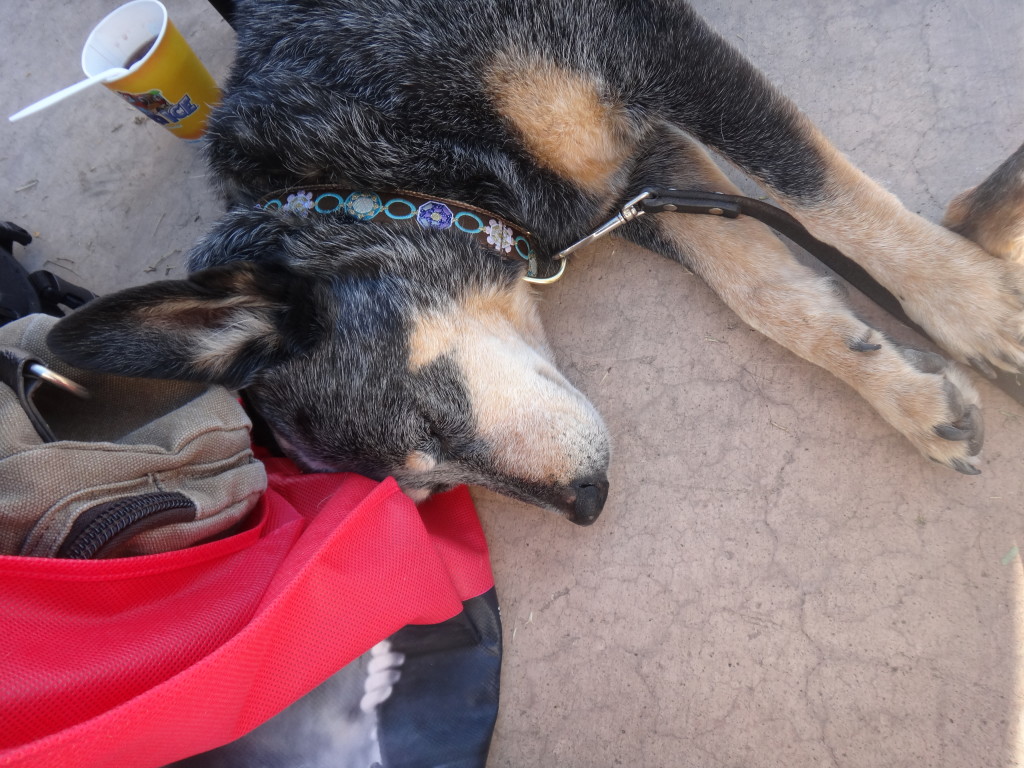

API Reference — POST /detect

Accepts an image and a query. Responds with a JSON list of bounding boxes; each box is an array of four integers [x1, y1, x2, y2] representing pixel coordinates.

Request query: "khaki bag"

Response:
[[0, 314, 266, 558]]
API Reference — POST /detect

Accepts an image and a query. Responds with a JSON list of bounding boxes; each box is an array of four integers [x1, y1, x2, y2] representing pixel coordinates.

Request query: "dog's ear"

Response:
[[47, 261, 321, 389]]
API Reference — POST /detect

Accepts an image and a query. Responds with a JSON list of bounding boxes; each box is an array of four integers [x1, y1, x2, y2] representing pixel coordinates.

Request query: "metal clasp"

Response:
[[551, 189, 653, 262], [521, 189, 654, 285]]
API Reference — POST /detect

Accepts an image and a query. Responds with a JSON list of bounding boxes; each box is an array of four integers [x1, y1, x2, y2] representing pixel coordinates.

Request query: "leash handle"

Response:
[[552, 190, 654, 261]]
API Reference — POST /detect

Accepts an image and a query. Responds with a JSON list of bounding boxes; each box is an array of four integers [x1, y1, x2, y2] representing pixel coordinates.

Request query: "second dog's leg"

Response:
[[622, 135, 983, 472], [943, 142, 1024, 263]]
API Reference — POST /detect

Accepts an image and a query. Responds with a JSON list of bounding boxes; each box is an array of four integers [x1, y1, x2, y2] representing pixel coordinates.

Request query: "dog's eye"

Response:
[[420, 415, 466, 461]]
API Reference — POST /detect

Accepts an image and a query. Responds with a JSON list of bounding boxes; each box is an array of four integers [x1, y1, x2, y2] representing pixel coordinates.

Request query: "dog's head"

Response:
[[48, 208, 610, 524]]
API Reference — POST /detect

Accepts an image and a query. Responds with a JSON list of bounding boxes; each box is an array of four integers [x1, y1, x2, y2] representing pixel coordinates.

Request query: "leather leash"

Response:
[[554, 187, 1024, 406]]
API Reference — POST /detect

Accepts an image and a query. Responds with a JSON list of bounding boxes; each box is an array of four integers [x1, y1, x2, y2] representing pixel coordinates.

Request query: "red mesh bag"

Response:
[[0, 456, 494, 768]]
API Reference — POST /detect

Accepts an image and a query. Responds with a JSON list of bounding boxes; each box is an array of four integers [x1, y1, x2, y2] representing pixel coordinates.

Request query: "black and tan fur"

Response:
[[48, 0, 1024, 522]]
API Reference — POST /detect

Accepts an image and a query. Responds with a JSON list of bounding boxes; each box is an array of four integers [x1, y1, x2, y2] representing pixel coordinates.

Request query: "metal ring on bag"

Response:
[[28, 363, 90, 399]]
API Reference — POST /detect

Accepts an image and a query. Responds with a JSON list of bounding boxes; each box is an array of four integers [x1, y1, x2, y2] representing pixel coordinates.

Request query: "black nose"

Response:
[[568, 473, 609, 526]]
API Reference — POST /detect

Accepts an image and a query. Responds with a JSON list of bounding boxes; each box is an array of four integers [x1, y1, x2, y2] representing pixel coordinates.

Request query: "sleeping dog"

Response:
[[49, 0, 1024, 524]]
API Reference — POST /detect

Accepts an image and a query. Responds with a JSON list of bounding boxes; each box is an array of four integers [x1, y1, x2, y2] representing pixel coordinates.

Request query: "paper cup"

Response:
[[82, 0, 219, 140]]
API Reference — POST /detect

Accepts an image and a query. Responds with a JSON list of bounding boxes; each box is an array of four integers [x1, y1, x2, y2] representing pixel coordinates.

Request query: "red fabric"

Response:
[[0, 459, 492, 768]]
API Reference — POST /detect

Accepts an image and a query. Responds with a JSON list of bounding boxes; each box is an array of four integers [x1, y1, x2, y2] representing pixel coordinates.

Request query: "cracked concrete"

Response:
[[2, 1, 1023, 766]]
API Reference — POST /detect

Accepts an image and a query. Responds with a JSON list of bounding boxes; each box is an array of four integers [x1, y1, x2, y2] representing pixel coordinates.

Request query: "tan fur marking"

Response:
[[408, 282, 545, 371], [487, 57, 632, 194], [139, 294, 272, 321], [405, 451, 437, 472], [407, 282, 603, 484], [192, 313, 274, 378], [407, 309, 452, 372]]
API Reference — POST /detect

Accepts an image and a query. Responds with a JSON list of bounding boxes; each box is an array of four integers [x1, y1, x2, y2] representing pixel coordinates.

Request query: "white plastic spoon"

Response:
[[8, 67, 128, 122]]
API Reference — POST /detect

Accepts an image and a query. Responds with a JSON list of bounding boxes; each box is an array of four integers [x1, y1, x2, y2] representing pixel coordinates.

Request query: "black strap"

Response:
[[0, 223, 42, 325], [639, 188, 1024, 406], [0, 221, 97, 327]]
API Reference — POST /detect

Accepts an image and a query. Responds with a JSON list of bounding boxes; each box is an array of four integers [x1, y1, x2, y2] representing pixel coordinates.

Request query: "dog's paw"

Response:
[[898, 243, 1024, 377], [862, 343, 983, 474]]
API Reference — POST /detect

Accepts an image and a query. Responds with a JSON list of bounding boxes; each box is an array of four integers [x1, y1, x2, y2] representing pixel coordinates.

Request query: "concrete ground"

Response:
[[3, 1, 1023, 766]]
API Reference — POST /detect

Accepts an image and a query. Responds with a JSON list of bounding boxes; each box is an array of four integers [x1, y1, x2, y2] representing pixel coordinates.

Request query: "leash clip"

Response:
[[531, 189, 654, 285], [552, 189, 654, 262]]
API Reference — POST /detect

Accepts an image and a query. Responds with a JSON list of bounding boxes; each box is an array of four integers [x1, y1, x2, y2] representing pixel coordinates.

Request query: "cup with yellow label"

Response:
[[81, 0, 220, 140]]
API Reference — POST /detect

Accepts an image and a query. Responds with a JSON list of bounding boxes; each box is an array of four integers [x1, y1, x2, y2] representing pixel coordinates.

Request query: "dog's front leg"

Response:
[[623, 136, 983, 472], [777, 138, 1024, 378], [642, 8, 1024, 376]]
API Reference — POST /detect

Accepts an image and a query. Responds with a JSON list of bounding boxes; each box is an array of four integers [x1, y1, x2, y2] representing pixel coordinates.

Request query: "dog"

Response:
[[47, 0, 1024, 525]]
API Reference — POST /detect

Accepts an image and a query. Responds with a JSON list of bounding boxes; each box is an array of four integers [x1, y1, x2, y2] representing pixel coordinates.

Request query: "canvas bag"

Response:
[[0, 313, 266, 557]]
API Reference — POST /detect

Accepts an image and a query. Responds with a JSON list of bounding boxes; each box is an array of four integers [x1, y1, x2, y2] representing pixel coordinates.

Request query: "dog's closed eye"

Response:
[[417, 412, 455, 458]]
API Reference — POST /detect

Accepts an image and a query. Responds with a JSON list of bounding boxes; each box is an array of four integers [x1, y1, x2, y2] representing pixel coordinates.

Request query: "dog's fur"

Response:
[[48, 0, 1024, 523]]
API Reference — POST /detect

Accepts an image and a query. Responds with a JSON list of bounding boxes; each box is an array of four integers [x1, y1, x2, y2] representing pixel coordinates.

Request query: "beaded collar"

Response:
[[256, 185, 565, 283]]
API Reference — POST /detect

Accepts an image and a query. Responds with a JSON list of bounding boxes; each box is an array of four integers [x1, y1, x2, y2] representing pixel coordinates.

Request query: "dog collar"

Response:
[[256, 185, 566, 284]]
